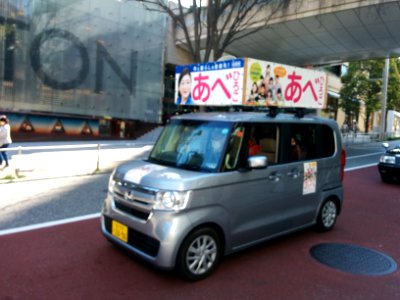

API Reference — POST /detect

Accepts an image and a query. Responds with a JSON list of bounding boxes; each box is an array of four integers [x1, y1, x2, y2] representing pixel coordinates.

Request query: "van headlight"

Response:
[[108, 169, 125, 192], [108, 170, 116, 191], [154, 191, 191, 211], [380, 155, 395, 164]]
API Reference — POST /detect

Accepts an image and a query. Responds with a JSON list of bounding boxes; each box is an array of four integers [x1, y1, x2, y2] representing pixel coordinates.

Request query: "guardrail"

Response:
[[341, 131, 400, 145], [341, 132, 380, 145], [0, 142, 154, 181]]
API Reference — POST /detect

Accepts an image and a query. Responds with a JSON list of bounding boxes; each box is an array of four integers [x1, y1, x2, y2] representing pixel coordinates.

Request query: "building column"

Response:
[[379, 57, 389, 140]]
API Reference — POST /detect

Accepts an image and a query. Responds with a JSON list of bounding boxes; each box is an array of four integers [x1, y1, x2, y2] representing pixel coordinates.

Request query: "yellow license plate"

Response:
[[111, 220, 128, 243]]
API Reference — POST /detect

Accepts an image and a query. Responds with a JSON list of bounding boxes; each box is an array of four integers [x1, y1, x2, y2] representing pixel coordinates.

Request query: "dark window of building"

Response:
[[4, 25, 15, 81]]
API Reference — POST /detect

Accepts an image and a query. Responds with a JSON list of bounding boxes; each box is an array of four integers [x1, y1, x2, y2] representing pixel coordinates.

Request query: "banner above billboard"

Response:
[[175, 58, 327, 109]]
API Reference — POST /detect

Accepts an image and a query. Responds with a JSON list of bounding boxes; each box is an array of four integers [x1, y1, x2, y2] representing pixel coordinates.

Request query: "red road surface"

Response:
[[1, 167, 399, 299]]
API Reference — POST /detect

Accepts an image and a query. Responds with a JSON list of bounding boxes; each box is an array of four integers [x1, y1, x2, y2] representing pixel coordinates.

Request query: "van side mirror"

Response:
[[248, 155, 268, 169], [382, 142, 389, 149]]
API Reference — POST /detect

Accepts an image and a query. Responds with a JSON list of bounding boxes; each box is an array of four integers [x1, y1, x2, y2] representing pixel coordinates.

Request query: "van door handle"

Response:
[[268, 172, 282, 182], [287, 168, 301, 179]]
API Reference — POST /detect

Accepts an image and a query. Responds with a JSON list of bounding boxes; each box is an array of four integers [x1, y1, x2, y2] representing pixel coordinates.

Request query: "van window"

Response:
[[320, 124, 335, 158], [224, 125, 246, 171], [149, 119, 232, 172], [289, 124, 317, 161], [245, 123, 279, 164], [282, 123, 335, 163]]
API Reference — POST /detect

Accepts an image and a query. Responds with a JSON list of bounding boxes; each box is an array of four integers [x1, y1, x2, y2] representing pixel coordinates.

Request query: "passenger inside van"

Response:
[[290, 136, 307, 161], [248, 137, 261, 156]]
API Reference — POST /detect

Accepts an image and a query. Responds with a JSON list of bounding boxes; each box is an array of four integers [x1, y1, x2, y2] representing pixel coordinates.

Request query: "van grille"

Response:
[[114, 201, 150, 220], [112, 180, 157, 221]]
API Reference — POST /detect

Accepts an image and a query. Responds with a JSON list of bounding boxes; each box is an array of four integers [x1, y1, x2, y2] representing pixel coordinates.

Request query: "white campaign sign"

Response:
[[175, 57, 327, 109]]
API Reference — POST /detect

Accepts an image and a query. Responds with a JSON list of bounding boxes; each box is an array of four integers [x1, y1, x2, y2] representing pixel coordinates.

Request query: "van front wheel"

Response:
[[316, 199, 337, 232], [176, 227, 221, 281]]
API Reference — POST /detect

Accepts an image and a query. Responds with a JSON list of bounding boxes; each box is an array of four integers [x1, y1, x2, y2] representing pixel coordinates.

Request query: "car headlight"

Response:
[[154, 191, 191, 211], [380, 155, 396, 164]]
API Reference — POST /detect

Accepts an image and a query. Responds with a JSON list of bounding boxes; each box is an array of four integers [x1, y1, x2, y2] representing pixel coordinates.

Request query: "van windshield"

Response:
[[148, 120, 233, 172]]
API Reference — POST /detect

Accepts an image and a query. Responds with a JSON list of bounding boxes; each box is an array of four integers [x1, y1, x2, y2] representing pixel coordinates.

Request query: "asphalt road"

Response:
[[0, 173, 109, 230], [345, 143, 385, 170], [1, 166, 399, 300]]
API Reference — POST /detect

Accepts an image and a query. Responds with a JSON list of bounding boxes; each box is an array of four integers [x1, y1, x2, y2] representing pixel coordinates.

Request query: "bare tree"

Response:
[[137, 0, 293, 62]]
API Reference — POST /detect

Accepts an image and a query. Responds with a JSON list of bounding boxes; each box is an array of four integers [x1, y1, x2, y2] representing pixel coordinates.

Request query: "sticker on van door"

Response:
[[303, 161, 317, 194]]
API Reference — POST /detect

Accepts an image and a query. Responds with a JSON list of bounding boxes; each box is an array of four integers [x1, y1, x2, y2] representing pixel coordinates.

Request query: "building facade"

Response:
[[0, 0, 167, 140], [2, 1, 392, 141]]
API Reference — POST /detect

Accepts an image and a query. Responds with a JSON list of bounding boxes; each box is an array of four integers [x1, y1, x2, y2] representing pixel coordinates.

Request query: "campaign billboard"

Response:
[[175, 59, 245, 106], [175, 58, 327, 109]]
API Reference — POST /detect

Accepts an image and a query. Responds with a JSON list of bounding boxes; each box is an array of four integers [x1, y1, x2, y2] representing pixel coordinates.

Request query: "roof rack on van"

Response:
[[173, 107, 197, 116], [267, 107, 316, 118], [214, 105, 316, 118]]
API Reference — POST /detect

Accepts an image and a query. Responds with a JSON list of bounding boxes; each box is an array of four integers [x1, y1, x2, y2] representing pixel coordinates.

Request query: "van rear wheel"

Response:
[[176, 227, 221, 281], [316, 199, 337, 232]]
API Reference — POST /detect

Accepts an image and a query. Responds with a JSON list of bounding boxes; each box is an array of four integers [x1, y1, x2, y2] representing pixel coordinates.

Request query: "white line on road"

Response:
[[0, 213, 100, 236], [346, 152, 382, 159], [345, 163, 377, 171]]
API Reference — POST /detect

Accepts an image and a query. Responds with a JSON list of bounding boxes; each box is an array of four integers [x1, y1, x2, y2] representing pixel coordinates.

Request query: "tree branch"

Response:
[[136, 0, 296, 62]]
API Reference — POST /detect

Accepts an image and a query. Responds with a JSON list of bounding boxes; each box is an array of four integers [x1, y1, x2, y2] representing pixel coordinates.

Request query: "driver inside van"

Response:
[[204, 128, 228, 170]]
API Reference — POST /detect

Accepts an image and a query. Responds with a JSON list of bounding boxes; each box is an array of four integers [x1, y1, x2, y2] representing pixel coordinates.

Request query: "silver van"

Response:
[[101, 111, 346, 280]]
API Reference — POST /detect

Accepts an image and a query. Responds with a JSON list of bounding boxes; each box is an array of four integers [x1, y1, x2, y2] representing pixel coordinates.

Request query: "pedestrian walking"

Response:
[[341, 122, 349, 137], [0, 115, 12, 168]]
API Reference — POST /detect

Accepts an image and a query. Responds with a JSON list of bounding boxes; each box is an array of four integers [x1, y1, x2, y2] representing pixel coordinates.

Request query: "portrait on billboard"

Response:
[[175, 59, 245, 106]]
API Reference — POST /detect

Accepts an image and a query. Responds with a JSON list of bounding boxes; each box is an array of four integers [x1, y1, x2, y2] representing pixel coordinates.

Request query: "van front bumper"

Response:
[[101, 194, 193, 270]]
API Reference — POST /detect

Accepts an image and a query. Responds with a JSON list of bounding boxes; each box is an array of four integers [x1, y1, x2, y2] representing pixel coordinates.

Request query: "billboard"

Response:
[[175, 58, 328, 109], [175, 59, 245, 106]]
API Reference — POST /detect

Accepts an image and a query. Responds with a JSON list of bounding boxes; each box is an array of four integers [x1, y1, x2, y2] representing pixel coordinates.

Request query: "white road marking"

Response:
[[0, 213, 100, 236]]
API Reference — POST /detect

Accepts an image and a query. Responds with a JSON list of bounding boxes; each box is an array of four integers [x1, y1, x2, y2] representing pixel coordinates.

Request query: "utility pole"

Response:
[[380, 58, 389, 141]]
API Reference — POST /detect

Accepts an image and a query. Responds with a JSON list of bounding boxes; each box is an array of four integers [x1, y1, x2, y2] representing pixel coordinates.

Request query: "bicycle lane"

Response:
[[0, 166, 399, 299]]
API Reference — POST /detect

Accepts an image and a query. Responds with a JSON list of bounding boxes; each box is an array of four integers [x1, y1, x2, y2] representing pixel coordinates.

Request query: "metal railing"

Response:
[[0, 142, 154, 180], [341, 132, 379, 145]]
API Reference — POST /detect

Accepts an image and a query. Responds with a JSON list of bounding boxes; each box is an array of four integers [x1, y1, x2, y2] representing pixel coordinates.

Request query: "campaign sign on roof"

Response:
[[244, 58, 327, 109], [175, 59, 245, 106], [175, 58, 327, 109]]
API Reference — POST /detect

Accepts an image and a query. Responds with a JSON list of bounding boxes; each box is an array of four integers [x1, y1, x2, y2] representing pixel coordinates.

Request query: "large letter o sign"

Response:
[[30, 29, 89, 90]]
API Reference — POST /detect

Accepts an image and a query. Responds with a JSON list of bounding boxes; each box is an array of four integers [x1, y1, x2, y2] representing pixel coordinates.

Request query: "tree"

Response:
[[137, 0, 293, 63], [363, 60, 384, 133], [339, 61, 369, 128], [340, 58, 400, 133], [386, 58, 400, 112]]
